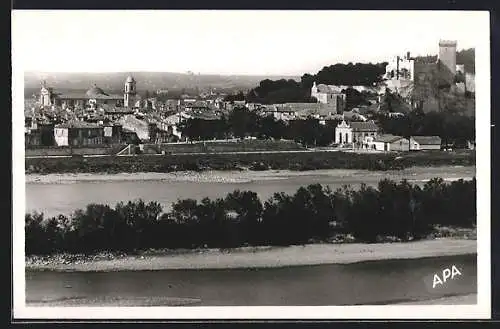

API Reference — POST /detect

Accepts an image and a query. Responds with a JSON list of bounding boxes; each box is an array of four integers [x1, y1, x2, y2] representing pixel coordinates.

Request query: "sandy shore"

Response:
[[26, 296, 203, 307], [395, 293, 477, 305], [25, 166, 475, 184], [26, 238, 476, 272], [26, 294, 478, 307]]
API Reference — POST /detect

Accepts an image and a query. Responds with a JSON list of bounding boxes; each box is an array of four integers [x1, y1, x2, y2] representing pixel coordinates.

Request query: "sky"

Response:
[[12, 10, 488, 76]]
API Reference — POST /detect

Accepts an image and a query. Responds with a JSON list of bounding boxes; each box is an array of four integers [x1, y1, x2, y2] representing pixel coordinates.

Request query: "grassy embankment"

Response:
[[25, 149, 475, 174]]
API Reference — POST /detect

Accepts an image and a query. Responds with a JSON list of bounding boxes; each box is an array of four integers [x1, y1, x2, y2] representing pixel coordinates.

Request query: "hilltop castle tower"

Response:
[[438, 40, 457, 78], [124, 75, 137, 108]]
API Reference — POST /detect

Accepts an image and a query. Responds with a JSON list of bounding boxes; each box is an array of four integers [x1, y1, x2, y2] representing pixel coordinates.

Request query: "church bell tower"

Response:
[[124, 75, 136, 108]]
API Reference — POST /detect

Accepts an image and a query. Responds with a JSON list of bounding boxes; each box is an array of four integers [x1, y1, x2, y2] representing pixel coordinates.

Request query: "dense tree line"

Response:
[[179, 118, 230, 140], [26, 177, 476, 255], [246, 63, 387, 104], [376, 110, 475, 146], [309, 62, 388, 87], [180, 106, 474, 148], [179, 107, 341, 146], [246, 79, 316, 104]]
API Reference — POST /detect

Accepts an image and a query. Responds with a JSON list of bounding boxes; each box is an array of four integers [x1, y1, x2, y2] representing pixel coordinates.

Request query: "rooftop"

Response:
[[439, 40, 457, 46], [54, 91, 123, 100], [350, 121, 379, 132], [316, 84, 344, 94], [412, 135, 442, 145], [86, 85, 108, 97], [374, 134, 405, 143], [272, 103, 339, 116], [55, 120, 102, 129], [101, 104, 135, 114]]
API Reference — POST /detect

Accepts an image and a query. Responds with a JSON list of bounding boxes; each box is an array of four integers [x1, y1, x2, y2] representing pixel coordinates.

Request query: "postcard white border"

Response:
[[12, 10, 491, 320]]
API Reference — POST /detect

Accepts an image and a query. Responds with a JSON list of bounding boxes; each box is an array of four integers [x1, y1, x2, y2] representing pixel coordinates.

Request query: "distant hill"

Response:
[[23, 71, 300, 97]]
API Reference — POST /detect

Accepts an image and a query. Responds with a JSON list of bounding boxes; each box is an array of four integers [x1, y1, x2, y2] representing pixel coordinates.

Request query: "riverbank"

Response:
[[395, 293, 477, 305], [26, 293, 478, 307], [26, 238, 476, 272], [25, 149, 475, 174], [25, 165, 476, 184]]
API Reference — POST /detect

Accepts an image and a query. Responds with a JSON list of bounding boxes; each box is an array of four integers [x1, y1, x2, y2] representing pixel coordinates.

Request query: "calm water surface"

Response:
[[26, 166, 475, 217], [26, 254, 476, 306]]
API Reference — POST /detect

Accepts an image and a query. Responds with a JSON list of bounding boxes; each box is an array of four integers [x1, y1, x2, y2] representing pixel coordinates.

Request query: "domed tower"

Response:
[[124, 75, 136, 108]]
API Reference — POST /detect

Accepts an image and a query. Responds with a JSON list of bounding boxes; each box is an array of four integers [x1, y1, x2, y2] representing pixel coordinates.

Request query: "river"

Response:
[[26, 254, 476, 306], [25, 166, 475, 217]]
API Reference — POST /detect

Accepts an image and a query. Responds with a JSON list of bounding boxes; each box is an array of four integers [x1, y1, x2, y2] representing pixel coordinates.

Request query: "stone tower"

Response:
[[124, 75, 136, 108], [438, 40, 457, 78]]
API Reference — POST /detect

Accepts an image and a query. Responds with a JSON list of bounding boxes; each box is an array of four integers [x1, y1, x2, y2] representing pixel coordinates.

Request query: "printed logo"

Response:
[[432, 265, 462, 288]]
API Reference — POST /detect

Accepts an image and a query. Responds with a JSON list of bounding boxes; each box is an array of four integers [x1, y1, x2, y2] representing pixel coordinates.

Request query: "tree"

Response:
[[261, 192, 297, 245], [380, 89, 411, 113], [288, 118, 323, 147], [257, 115, 286, 139], [314, 62, 387, 86], [228, 107, 259, 138], [193, 197, 228, 247], [302, 184, 335, 239], [346, 184, 381, 242], [342, 87, 370, 110], [224, 190, 263, 245], [179, 118, 229, 141], [25, 212, 48, 254], [113, 200, 162, 250], [169, 199, 199, 225], [247, 79, 315, 104]]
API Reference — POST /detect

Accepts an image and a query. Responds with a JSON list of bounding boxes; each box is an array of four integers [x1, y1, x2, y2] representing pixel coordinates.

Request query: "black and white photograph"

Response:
[[12, 9, 491, 319]]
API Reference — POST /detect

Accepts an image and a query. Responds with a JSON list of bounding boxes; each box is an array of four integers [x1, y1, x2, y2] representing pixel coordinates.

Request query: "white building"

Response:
[[335, 120, 353, 145], [53, 126, 69, 146], [364, 134, 410, 152], [411, 136, 442, 150], [384, 52, 415, 81]]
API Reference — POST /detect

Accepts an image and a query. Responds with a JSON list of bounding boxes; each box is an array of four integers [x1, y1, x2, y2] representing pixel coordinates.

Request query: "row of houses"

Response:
[[25, 113, 183, 148], [334, 120, 442, 151], [364, 134, 442, 151]]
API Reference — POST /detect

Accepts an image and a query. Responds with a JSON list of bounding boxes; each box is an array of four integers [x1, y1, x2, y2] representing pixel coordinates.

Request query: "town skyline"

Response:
[[12, 10, 485, 76]]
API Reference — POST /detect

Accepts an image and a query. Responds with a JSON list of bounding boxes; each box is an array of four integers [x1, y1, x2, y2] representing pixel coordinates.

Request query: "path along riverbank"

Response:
[[25, 166, 475, 185], [26, 238, 477, 272]]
